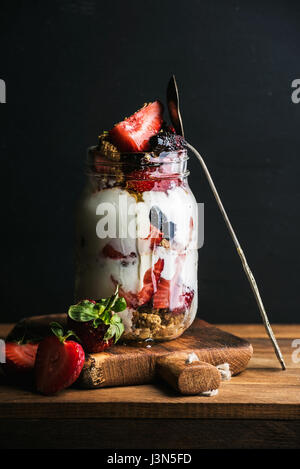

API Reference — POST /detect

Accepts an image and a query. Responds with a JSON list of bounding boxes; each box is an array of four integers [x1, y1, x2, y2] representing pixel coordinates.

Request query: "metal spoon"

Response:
[[167, 75, 185, 137], [167, 75, 286, 370]]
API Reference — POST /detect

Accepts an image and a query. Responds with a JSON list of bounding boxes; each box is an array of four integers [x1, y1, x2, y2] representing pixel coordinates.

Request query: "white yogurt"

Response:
[[75, 182, 198, 336]]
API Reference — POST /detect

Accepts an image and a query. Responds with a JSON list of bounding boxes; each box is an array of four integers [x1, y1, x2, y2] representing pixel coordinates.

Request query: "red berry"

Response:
[[126, 168, 181, 193], [152, 278, 170, 309], [152, 178, 181, 192], [111, 276, 138, 309], [138, 258, 164, 306], [35, 336, 85, 395], [109, 101, 164, 152], [3, 342, 38, 375], [171, 288, 195, 314], [67, 318, 114, 354]]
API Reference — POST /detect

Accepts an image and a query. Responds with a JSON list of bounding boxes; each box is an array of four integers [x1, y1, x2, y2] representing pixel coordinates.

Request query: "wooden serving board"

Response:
[[6, 314, 253, 389]]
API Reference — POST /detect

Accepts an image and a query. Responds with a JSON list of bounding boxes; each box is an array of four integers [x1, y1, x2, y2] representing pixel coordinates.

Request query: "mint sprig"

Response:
[[104, 313, 124, 343], [67, 286, 126, 344]]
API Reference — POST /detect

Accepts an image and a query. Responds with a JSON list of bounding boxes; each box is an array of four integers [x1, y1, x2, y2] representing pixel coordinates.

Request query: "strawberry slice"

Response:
[[111, 276, 138, 309], [111, 259, 164, 307], [145, 224, 163, 248], [35, 323, 85, 395], [102, 244, 124, 259], [109, 101, 164, 152], [126, 168, 181, 193], [171, 287, 195, 314], [118, 286, 138, 309], [152, 256, 187, 310], [3, 342, 38, 375], [102, 244, 137, 261], [138, 258, 164, 306], [153, 278, 195, 312], [152, 278, 170, 309]]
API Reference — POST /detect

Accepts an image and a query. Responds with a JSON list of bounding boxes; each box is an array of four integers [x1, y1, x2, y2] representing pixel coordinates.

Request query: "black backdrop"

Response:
[[1, 0, 299, 323]]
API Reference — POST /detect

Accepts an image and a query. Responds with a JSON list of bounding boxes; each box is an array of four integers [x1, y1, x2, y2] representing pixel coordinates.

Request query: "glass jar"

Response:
[[75, 145, 198, 342]]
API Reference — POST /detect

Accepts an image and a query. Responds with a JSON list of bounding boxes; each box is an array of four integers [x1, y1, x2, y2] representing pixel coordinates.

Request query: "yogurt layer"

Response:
[[76, 182, 198, 339]]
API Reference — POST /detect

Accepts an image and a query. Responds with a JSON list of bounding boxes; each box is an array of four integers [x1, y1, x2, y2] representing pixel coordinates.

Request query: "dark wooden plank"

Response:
[[0, 418, 299, 449], [0, 325, 299, 422], [0, 378, 299, 420]]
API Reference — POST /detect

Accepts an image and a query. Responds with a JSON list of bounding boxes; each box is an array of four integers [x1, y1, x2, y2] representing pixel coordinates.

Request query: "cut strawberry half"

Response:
[[138, 258, 164, 306], [35, 335, 85, 395], [145, 224, 163, 248], [3, 342, 39, 375], [109, 101, 164, 152]]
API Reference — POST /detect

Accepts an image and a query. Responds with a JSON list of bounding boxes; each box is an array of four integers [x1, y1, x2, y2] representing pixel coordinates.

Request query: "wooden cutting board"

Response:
[[6, 314, 253, 389]]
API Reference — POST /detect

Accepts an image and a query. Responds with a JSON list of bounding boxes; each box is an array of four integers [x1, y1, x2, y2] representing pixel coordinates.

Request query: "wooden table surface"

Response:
[[0, 322, 300, 449]]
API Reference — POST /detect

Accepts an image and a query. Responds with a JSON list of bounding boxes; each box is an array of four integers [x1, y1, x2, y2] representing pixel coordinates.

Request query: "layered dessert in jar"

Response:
[[75, 101, 198, 342]]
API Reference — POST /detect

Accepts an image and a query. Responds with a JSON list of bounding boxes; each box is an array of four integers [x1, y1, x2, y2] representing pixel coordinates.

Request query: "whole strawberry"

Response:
[[67, 320, 114, 353], [35, 322, 85, 395], [67, 287, 126, 353]]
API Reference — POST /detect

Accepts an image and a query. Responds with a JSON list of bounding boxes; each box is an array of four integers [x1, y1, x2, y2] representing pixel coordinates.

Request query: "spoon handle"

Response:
[[167, 75, 185, 137], [187, 142, 286, 370]]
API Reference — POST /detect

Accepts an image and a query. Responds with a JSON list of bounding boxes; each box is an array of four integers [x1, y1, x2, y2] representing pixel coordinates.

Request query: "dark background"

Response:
[[1, 0, 299, 323]]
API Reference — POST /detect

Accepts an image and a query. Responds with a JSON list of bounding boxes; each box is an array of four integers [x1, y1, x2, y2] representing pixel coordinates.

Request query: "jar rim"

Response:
[[85, 146, 190, 180], [87, 145, 189, 165]]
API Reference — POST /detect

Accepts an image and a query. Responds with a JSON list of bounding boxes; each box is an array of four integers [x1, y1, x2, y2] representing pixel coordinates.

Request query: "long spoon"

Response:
[[167, 75, 286, 370]]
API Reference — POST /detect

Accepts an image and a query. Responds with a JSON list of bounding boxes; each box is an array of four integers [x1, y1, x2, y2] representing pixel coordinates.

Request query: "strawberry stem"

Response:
[[50, 322, 81, 344]]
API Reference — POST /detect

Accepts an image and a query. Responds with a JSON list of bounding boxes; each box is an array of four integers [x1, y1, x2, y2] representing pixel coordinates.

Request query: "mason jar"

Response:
[[75, 145, 198, 342]]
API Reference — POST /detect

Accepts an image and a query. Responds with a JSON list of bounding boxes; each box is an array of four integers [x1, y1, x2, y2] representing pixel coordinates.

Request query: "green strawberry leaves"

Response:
[[67, 286, 126, 343], [50, 322, 81, 344], [113, 297, 127, 312]]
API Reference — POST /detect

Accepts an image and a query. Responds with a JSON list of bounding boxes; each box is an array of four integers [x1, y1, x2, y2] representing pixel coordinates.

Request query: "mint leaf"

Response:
[[110, 313, 122, 324], [104, 285, 119, 312], [92, 317, 105, 328], [104, 324, 116, 342], [113, 297, 127, 312], [114, 321, 124, 343], [68, 300, 98, 322], [103, 313, 125, 343], [100, 309, 113, 325], [67, 287, 126, 344]]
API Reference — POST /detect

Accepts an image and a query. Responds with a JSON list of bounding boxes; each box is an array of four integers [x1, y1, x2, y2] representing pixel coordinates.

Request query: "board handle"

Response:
[[156, 352, 221, 395]]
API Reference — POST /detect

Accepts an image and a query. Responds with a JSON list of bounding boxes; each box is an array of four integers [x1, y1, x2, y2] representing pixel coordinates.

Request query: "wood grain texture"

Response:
[[0, 324, 299, 425], [80, 319, 253, 388], [0, 418, 299, 449]]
